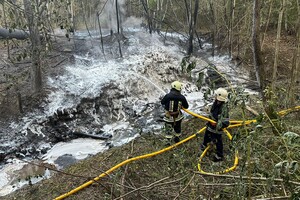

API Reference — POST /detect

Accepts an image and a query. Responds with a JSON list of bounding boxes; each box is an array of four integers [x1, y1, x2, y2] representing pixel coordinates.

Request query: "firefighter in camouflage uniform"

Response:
[[201, 88, 230, 162]]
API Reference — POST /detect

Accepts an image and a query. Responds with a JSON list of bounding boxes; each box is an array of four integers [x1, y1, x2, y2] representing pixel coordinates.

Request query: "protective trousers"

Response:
[[164, 120, 182, 140], [202, 129, 223, 158]]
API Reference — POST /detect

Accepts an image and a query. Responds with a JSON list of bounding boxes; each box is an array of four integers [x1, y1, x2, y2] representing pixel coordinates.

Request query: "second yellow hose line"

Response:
[[197, 129, 239, 175], [194, 105, 300, 175]]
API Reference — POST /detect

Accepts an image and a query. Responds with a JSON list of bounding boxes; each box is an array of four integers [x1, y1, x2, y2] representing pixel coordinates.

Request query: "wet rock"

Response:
[[16, 152, 26, 158], [54, 154, 78, 168], [205, 64, 227, 88], [40, 147, 49, 155], [54, 108, 77, 121], [106, 142, 114, 149], [0, 151, 5, 162]]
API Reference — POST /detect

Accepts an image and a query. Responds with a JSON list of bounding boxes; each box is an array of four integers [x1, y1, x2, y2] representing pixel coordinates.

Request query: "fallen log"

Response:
[[0, 28, 29, 40], [73, 131, 112, 140]]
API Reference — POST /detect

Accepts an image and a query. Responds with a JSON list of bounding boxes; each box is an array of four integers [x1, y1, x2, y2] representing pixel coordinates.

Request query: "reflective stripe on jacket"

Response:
[[161, 88, 189, 122]]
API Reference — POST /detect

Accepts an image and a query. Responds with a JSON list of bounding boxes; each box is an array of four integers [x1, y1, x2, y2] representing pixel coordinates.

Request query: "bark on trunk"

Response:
[[97, 12, 104, 54], [288, 1, 300, 106], [187, 0, 199, 55], [23, 0, 43, 93], [116, 0, 123, 57], [252, 0, 265, 97], [229, 0, 236, 57], [141, 0, 152, 34], [209, 1, 216, 57], [272, 0, 286, 90]]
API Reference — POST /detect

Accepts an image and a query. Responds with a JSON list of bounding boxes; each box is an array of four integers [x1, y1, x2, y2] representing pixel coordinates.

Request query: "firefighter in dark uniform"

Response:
[[161, 81, 189, 144], [201, 88, 230, 162]]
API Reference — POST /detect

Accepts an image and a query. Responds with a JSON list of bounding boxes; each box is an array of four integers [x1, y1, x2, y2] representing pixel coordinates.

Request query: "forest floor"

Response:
[[0, 31, 300, 199]]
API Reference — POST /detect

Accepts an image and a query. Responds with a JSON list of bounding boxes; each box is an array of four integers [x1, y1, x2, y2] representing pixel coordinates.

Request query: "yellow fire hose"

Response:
[[54, 106, 299, 199], [182, 108, 240, 174], [189, 105, 300, 175], [197, 129, 239, 175], [277, 105, 300, 116], [54, 127, 206, 200]]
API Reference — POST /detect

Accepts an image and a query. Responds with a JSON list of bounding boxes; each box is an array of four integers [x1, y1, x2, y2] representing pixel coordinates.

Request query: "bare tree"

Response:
[[228, 0, 236, 57], [272, 0, 286, 90], [208, 0, 217, 57], [261, 0, 274, 49], [141, 0, 153, 34], [81, 0, 92, 38], [116, 0, 123, 57], [97, 11, 105, 54], [287, 0, 300, 106], [68, 0, 75, 33], [23, 0, 42, 93], [252, 0, 265, 96], [186, 0, 199, 55]]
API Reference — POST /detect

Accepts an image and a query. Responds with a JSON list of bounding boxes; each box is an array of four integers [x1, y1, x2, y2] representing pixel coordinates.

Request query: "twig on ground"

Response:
[[173, 173, 195, 200], [120, 140, 135, 200], [196, 172, 300, 185], [252, 195, 291, 200], [113, 176, 171, 200]]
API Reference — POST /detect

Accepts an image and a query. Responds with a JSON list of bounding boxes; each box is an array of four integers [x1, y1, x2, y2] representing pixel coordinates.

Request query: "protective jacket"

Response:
[[206, 100, 229, 134], [161, 88, 189, 122]]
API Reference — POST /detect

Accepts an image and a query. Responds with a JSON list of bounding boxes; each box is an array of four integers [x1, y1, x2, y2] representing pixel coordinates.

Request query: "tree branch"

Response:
[[196, 172, 300, 185]]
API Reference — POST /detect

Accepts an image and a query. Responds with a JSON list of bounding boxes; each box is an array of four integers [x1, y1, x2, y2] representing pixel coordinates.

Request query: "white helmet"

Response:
[[215, 88, 228, 102], [171, 81, 182, 91]]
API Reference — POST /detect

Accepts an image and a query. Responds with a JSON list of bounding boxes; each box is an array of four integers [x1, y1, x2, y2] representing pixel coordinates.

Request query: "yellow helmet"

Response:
[[171, 81, 182, 91], [215, 88, 228, 102]]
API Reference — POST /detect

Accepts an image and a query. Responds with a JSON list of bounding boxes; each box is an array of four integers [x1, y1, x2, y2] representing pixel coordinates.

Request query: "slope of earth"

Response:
[[2, 109, 300, 200]]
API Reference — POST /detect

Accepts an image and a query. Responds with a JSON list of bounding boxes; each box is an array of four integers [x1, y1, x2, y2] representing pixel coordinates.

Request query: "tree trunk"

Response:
[[2, 2, 10, 59], [68, 0, 75, 33], [81, 0, 92, 38], [184, 0, 191, 28], [141, 0, 153, 34], [97, 12, 104, 54], [252, 0, 265, 97], [288, 1, 300, 106], [229, 0, 236, 57], [272, 0, 286, 90], [116, 0, 121, 35], [116, 0, 123, 58], [209, 1, 216, 57], [23, 0, 43, 93], [186, 0, 199, 55], [261, 0, 273, 49], [161, 0, 169, 26]]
